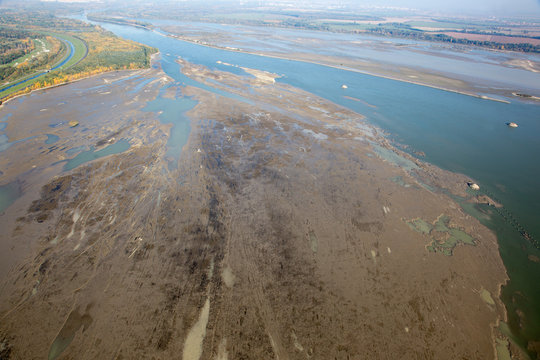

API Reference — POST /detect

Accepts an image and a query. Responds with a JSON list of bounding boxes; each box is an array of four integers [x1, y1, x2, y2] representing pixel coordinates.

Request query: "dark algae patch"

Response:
[[0, 335, 12, 360], [27, 175, 72, 223], [406, 214, 475, 256], [406, 218, 432, 234]]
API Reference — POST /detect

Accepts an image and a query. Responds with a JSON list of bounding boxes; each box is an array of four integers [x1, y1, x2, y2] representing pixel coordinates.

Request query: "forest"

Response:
[[0, 29, 37, 65]]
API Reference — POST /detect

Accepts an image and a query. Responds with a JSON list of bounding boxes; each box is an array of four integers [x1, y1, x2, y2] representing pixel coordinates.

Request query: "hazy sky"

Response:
[[374, 0, 540, 15], [34, 0, 540, 16]]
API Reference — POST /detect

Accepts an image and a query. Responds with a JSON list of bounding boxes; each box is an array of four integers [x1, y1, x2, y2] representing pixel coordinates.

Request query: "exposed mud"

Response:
[[0, 57, 508, 359]]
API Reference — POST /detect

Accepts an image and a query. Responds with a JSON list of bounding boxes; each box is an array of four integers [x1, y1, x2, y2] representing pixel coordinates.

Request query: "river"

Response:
[[57, 14, 540, 356], [0, 37, 76, 95]]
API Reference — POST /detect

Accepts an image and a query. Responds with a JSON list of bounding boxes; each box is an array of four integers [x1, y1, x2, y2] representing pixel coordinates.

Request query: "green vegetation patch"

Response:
[[43, 31, 87, 70], [479, 288, 496, 306], [0, 34, 65, 85], [495, 338, 512, 360], [406, 214, 476, 256], [407, 218, 432, 234], [0, 35, 67, 98], [389, 175, 412, 188]]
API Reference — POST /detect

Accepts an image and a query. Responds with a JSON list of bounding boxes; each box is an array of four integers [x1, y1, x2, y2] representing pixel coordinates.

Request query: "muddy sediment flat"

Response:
[[161, 23, 540, 100], [0, 66, 172, 277], [0, 57, 508, 359]]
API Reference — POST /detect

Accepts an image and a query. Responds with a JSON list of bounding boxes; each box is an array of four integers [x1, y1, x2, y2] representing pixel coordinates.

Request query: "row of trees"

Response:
[[367, 27, 540, 53], [0, 41, 32, 65], [86, 15, 154, 30], [0, 10, 93, 31], [0, 28, 35, 39]]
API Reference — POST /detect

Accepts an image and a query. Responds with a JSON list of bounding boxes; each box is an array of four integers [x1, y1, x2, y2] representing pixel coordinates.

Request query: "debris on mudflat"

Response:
[[468, 182, 480, 190]]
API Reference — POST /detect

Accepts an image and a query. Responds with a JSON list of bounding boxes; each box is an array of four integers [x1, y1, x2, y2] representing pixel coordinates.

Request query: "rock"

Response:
[[468, 182, 480, 190]]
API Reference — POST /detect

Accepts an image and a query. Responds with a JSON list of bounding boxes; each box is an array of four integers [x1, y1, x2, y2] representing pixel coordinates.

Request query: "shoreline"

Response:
[[0, 52, 161, 108], [177, 51, 524, 356], [86, 17, 153, 31], [174, 35, 539, 357], [0, 69, 132, 108], [159, 31, 512, 104], [179, 69, 510, 358], [0, 39, 515, 358]]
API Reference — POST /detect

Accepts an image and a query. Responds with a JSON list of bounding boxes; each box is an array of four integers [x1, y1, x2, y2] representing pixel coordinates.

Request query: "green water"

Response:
[[487, 210, 540, 355], [47, 307, 92, 360], [406, 218, 432, 234], [453, 196, 540, 356], [63, 139, 131, 171], [0, 181, 21, 213], [406, 215, 475, 256]]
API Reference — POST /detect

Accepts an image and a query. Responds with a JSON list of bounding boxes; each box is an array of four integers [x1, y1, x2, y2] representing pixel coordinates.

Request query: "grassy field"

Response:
[[53, 30, 154, 75], [45, 32, 87, 69]]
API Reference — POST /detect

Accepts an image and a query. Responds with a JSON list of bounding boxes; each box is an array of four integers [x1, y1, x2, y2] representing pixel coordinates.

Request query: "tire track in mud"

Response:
[[196, 110, 371, 360]]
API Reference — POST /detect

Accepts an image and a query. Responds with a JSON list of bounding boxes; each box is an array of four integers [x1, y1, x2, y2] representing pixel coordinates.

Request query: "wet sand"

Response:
[[161, 25, 540, 101], [0, 57, 509, 359]]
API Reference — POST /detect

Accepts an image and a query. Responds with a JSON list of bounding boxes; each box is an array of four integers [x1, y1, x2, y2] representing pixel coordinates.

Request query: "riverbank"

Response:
[[0, 52, 161, 108], [160, 30, 517, 103]]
